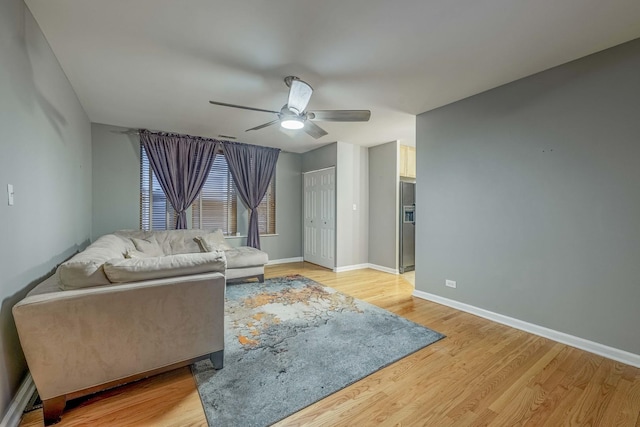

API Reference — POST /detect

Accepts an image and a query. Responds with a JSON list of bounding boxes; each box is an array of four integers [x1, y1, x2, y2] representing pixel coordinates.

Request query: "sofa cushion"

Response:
[[103, 251, 226, 283], [125, 249, 152, 259], [195, 230, 233, 252], [120, 230, 205, 255], [131, 237, 165, 257], [151, 230, 204, 254], [224, 247, 268, 269], [58, 234, 132, 290]]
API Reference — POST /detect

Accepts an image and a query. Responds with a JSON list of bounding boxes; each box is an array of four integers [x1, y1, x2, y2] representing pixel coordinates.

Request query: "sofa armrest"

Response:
[[13, 272, 225, 400]]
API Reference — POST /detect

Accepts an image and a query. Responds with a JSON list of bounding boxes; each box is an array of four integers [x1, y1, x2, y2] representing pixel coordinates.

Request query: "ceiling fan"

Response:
[[209, 76, 371, 139]]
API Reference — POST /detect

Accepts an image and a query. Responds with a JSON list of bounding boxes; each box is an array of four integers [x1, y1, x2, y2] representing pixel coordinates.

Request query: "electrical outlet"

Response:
[[445, 279, 456, 288]]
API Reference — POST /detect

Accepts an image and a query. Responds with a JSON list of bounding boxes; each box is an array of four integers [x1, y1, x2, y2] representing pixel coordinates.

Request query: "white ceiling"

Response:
[[26, 0, 640, 153]]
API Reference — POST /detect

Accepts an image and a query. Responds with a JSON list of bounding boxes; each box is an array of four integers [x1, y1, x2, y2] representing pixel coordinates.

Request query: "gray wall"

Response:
[[91, 124, 303, 261], [92, 123, 140, 239], [368, 141, 399, 270], [336, 142, 369, 268], [0, 0, 91, 417], [301, 141, 369, 269], [301, 142, 337, 172], [252, 152, 302, 260], [416, 38, 640, 354]]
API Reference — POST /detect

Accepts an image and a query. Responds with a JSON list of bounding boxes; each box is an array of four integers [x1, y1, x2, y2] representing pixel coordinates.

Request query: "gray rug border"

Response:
[[192, 274, 446, 426]]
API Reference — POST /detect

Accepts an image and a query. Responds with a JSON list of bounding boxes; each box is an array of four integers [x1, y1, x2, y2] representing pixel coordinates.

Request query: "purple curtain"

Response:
[[140, 130, 219, 229], [223, 142, 280, 249]]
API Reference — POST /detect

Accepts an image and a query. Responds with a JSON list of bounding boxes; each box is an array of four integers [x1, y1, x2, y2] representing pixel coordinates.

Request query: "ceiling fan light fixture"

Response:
[[281, 117, 304, 130]]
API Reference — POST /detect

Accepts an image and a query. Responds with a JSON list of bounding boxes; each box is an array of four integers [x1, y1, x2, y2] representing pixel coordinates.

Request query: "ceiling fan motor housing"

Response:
[[279, 105, 306, 129], [280, 104, 306, 120]]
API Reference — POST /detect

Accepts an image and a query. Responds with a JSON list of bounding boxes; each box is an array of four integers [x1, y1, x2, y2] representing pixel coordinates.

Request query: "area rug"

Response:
[[191, 275, 445, 427]]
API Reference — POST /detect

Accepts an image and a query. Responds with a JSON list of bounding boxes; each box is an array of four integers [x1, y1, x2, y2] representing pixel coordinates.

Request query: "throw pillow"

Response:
[[130, 237, 165, 257], [195, 229, 232, 252]]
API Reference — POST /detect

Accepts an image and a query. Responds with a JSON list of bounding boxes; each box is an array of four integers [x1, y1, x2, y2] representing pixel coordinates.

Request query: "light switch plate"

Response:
[[7, 184, 14, 206]]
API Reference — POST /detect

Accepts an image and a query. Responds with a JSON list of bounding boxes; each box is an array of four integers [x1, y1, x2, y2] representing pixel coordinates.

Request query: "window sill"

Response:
[[225, 234, 279, 239]]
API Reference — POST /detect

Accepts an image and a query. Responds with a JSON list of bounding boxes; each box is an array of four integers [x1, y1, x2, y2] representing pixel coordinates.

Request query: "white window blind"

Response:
[[257, 178, 276, 235], [191, 155, 237, 235], [140, 147, 176, 230], [140, 146, 275, 235]]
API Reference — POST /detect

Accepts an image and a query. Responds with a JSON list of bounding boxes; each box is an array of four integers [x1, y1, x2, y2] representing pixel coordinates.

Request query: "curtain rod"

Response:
[[139, 129, 224, 143], [117, 128, 286, 152]]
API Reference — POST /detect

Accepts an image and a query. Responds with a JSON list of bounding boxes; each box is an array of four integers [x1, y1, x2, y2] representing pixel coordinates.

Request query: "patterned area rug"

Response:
[[191, 275, 445, 427]]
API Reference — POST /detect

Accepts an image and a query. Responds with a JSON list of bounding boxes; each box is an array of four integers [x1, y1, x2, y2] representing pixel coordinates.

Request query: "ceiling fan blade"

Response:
[[308, 110, 371, 122], [287, 78, 313, 114], [303, 121, 328, 139], [246, 119, 280, 132], [209, 100, 279, 114]]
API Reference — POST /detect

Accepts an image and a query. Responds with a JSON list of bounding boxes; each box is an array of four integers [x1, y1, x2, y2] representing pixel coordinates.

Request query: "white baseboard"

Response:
[[412, 289, 640, 368], [267, 257, 304, 266], [1, 373, 35, 427], [270, 259, 399, 275], [333, 263, 370, 273], [333, 263, 399, 275], [366, 264, 399, 275]]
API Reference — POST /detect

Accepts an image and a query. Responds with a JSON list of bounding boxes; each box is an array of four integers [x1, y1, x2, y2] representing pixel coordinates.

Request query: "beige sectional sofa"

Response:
[[13, 229, 268, 425]]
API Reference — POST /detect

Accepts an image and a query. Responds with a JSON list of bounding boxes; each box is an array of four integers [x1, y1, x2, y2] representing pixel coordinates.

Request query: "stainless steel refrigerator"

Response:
[[399, 181, 415, 273]]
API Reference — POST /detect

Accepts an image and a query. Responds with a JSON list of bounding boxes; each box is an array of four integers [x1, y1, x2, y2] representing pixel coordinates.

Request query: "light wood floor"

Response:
[[402, 270, 415, 286], [21, 262, 640, 426]]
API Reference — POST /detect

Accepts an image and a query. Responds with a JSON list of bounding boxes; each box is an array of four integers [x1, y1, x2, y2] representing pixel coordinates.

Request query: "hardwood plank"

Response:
[[19, 263, 640, 426], [599, 379, 633, 426], [488, 385, 544, 426], [567, 360, 625, 425]]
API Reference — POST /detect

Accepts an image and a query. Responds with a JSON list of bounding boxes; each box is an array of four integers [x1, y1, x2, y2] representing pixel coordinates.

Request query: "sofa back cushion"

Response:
[[154, 230, 203, 254], [130, 237, 165, 257], [116, 229, 206, 255], [57, 234, 133, 290], [103, 251, 226, 283]]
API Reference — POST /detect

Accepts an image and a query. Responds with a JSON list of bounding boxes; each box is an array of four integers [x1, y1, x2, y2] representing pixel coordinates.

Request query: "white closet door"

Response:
[[303, 167, 335, 269], [303, 172, 319, 264]]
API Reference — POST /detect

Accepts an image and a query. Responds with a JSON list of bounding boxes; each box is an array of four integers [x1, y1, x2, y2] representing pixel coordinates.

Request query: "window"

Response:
[[191, 155, 237, 235], [140, 146, 275, 235], [257, 178, 276, 235], [140, 147, 177, 230]]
